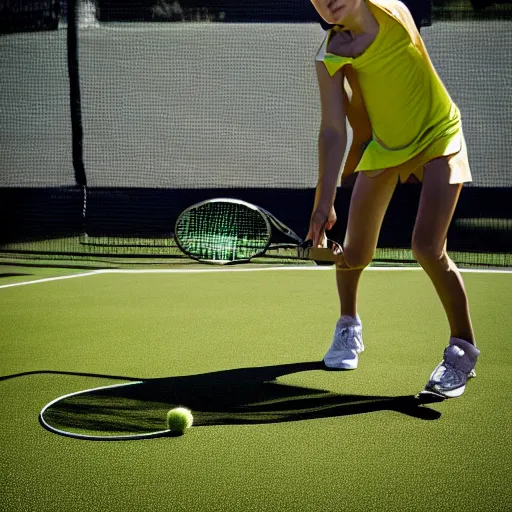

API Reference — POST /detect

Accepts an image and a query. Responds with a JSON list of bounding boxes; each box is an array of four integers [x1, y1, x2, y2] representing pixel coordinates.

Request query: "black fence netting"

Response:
[[1, 1, 511, 266]]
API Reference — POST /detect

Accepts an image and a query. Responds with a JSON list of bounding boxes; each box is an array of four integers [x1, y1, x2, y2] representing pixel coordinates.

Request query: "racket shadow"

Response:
[[40, 362, 441, 439]]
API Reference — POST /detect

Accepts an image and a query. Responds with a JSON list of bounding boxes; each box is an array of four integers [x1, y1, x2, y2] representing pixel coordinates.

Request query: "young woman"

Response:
[[308, 0, 480, 398]]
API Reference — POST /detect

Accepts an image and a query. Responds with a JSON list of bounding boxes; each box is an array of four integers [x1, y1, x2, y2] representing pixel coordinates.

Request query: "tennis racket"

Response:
[[174, 198, 342, 264]]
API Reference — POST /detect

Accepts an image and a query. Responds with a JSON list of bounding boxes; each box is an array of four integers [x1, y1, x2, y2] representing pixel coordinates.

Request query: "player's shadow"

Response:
[[39, 361, 441, 438]]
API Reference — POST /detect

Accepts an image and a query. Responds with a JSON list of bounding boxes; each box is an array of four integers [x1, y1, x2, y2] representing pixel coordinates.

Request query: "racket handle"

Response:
[[298, 239, 343, 262]]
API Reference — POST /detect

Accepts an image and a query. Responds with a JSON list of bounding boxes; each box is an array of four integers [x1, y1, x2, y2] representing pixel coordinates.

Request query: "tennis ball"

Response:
[[166, 407, 194, 433]]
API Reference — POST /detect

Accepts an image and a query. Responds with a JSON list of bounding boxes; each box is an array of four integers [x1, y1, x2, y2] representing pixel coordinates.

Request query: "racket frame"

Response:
[[174, 198, 342, 264], [174, 198, 273, 264]]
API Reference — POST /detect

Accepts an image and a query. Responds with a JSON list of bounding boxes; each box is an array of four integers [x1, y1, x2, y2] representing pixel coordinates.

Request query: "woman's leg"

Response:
[[336, 169, 399, 317], [412, 157, 479, 397], [323, 168, 398, 369], [411, 158, 475, 344]]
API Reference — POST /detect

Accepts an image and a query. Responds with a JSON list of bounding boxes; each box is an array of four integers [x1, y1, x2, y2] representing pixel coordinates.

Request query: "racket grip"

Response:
[[298, 239, 343, 262]]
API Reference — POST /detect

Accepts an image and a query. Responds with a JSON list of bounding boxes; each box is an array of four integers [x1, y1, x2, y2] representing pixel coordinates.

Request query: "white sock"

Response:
[[338, 314, 361, 326], [450, 337, 480, 361]]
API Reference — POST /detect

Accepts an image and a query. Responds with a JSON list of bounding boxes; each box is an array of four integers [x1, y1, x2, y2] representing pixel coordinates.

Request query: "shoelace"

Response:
[[334, 325, 357, 350], [436, 362, 465, 386]]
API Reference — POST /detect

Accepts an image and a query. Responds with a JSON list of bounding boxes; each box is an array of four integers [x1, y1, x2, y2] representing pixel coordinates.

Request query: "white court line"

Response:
[[93, 266, 332, 274], [0, 271, 101, 289], [1, 265, 511, 289], [93, 267, 512, 274]]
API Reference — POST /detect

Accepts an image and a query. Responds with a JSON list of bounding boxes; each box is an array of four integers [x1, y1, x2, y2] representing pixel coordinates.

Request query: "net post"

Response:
[[67, 0, 88, 238]]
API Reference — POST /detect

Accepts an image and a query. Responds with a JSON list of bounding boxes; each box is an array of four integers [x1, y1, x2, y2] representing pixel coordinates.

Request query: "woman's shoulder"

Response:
[[369, 0, 411, 14], [318, 2, 420, 38], [369, 0, 420, 34]]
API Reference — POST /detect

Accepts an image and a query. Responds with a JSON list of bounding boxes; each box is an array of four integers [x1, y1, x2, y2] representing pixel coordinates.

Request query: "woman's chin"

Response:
[[324, 14, 346, 26]]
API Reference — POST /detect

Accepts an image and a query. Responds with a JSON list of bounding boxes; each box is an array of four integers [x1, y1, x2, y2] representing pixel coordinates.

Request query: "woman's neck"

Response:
[[341, 1, 378, 36]]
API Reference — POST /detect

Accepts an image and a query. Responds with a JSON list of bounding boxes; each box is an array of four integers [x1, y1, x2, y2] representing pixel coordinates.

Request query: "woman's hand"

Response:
[[307, 205, 337, 247]]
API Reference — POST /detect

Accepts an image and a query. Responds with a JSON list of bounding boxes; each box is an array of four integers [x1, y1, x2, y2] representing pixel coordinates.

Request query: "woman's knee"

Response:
[[411, 235, 445, 266], [338, 245, 373, 270]]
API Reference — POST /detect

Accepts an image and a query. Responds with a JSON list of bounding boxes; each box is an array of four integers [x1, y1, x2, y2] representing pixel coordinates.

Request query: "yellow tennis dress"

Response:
[[316, 0, 472, 184]]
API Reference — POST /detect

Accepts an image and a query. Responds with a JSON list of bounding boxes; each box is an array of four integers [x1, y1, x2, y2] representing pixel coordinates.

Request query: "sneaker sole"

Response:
[[423, 382, 467, 399], [422, 368, 476, 399], [322, 359, 358, 370], [415, 390, 447, 403]]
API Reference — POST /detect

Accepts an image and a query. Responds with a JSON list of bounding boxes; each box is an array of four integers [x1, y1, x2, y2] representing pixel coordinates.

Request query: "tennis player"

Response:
[[308, 0, 480, 398]]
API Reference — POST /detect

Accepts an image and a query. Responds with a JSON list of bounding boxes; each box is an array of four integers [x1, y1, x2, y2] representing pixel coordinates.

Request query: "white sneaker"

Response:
[[425, 338, 480, 398], [323, 315, 363, 370]]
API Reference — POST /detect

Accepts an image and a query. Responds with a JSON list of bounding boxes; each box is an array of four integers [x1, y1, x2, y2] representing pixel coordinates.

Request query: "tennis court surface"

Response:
[[1, 265, 512, 511]]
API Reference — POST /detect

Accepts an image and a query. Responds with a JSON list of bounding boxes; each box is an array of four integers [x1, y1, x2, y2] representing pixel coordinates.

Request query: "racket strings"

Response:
[[176, 201, 270, 262]]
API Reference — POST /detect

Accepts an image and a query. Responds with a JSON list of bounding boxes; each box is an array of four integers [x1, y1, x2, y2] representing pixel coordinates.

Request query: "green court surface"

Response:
[[1, 265, 511, 511]]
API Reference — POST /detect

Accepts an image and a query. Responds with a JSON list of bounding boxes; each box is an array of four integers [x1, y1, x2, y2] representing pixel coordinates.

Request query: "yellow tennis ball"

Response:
[[166, 407, 193, 433]]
